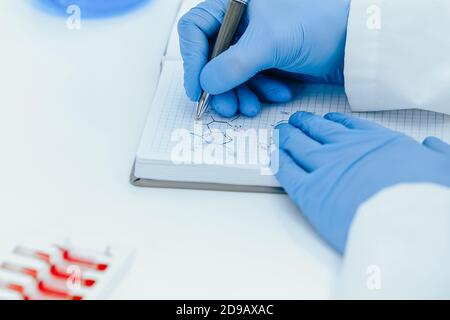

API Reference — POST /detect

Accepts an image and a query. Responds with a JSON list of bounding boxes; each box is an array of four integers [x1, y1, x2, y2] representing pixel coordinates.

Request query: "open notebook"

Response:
[[131, 1, 450, 193]]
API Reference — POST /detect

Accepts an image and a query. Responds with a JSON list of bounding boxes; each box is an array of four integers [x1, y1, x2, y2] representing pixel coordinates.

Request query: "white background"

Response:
[[0, 0, 339, 299]]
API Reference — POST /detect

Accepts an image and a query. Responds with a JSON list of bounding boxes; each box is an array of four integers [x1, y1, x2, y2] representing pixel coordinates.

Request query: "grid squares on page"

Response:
[[147, 62, 450, 155]]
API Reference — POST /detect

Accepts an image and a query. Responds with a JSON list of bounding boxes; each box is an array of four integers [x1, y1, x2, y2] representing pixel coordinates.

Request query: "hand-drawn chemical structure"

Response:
[[189, 110, 294, 157]]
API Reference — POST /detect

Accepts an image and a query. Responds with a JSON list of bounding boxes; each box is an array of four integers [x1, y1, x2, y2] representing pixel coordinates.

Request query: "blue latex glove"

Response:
[[37, 0, 149, 18], [275, 112, 450, 254], [178, 0, 350, 117]]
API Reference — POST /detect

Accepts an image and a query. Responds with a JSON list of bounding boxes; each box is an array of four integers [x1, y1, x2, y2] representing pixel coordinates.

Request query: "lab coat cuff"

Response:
[[344, 0, 381, 112], [339, 183, 450, 299], [352, 183, 450, 234]]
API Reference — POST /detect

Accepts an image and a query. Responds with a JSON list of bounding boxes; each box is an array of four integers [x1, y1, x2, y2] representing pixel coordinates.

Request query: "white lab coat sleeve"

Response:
[[344, 0, 450, 115], [337, 183, 450, 299]]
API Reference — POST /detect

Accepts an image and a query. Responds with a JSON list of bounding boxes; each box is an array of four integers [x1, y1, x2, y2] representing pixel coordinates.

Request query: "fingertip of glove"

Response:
[[274, 86, 294, 102], [245, 109, 260, 118], [324, 112, 343, 120], [262, 85, 293, 103], [274, 122, 290, 131], [210, 97, 237, 118], [199, 65, 217, 95], [184, 84, 201, 102], [289, 111, 314, 124], [237, 89, 261, 118], [214, 107, 237, 118]]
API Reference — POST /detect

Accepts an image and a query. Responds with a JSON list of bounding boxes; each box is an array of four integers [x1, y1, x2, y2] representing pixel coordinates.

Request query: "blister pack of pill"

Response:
[[0, 236, 134, 300]]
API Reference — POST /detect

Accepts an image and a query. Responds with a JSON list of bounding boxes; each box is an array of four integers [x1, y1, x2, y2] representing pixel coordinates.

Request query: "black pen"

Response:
[[196, 0, 249, 120]]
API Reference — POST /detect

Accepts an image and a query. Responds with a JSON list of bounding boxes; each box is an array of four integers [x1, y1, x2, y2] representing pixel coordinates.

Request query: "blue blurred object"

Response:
[[35, 0, 150, 18], [275, 112, 450, 254]]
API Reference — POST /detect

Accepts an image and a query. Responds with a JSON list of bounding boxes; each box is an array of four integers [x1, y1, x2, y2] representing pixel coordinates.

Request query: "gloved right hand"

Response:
[[178, 0, 350, 117]]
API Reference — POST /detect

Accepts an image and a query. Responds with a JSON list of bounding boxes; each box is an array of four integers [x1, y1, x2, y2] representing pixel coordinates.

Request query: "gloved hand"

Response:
[[178, 0, 350, 117], [275, 112, 450, 254]]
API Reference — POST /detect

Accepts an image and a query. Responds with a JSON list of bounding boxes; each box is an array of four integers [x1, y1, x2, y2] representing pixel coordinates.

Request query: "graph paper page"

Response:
[[138, 61, 450, 162]]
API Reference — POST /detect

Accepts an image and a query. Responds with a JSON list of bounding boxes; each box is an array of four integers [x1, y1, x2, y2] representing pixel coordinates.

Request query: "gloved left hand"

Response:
[[275, 112, 450, 254]]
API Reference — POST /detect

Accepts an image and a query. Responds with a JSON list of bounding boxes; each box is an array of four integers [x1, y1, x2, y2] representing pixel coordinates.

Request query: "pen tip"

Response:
[[196, 92, 211, 121], [196, 101, 205, 120]]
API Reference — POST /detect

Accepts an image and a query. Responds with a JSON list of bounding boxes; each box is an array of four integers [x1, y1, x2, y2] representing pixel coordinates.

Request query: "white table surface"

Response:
[[0, 0, 340, 299]]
